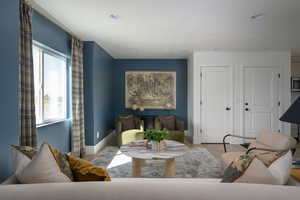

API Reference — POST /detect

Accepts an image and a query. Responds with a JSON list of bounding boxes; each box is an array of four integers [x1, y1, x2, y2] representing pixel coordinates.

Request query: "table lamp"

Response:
[[280, 96, 300, 142]]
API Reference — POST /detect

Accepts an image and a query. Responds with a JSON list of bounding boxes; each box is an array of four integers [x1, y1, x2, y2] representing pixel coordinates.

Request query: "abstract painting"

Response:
[[125, 71, 176, 110]]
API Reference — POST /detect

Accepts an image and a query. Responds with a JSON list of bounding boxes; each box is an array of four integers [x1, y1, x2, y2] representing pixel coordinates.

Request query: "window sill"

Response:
[[36, 119, 70, 128]]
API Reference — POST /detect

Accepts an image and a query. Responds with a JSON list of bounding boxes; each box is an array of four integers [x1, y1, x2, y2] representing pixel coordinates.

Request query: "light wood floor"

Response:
[[184, 139, 245, 163]]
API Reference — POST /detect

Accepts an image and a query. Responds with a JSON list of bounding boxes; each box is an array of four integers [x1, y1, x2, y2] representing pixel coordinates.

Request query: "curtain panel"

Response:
[[71, 38, 86, 157], [19, 1, 37, 147]]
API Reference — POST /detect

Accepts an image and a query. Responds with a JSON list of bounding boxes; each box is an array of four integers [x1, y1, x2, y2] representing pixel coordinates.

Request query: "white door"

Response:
[[200, 66, 233, 143], [243, 67, 280, 138]]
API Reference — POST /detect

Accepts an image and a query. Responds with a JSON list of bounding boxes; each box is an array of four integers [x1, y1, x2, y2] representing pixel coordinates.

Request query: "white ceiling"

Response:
[[31, 0, 300, 58]]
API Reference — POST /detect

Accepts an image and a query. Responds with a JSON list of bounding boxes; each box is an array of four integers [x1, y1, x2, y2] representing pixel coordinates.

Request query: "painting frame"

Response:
[[125, 70, 176, 110]]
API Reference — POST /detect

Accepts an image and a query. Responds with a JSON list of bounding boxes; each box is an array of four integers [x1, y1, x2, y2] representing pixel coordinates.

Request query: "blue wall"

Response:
[[113, 59, 188, 124], [84, 42, 114, 146], [32, 11, 71, 56], [32, 11, 72, 153], [0, 0, 20, 181], [37, 120, 71, 152]]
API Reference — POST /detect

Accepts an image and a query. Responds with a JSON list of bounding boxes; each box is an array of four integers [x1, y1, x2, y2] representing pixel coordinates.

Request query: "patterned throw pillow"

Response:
[[67, 154, 111, 182], [120, 115, 135, 131], [11, 145, 37, 159], [222, 151, 289, 184], [47, 144, 74, 181], [159, 115, 176, 130]]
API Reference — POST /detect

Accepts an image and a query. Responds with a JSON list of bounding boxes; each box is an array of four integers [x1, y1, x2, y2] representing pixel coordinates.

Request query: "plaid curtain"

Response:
[[71, 38, 86, 157], [19, 1, 37, 148]]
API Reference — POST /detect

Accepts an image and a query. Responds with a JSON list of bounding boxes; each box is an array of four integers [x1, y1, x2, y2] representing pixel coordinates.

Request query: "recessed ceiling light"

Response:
[[110, 14, 120, 20], [250, 13, 265, 20]]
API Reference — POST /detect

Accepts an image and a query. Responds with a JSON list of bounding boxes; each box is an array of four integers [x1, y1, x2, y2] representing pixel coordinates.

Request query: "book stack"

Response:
[[292, 160, 300, 169]]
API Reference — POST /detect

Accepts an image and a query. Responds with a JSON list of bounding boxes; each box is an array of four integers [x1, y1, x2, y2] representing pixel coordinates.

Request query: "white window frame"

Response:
[[33, 42, 68, 126]]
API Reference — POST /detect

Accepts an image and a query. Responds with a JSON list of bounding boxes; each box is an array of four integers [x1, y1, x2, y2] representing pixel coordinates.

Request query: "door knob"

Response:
[[226, 107, 231, 111], [245, 108, 250, 111]]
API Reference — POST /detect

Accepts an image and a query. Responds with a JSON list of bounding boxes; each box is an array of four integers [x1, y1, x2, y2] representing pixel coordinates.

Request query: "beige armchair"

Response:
[[221, 129, 297, 170], [116, 115, 144, 146], [154, 115, 185, 143]]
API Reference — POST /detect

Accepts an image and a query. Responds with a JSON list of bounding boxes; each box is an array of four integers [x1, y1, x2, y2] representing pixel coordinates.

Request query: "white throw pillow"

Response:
[[268, 151, 292, 185], [16, 143, 71, 184], [11, 145, 37, 174], [234, 158, 277, 184]]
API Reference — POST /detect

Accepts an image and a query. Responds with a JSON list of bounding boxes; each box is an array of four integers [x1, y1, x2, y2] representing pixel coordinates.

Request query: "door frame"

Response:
[[240, 65, 281, 141], [200, 65, 234, 143]]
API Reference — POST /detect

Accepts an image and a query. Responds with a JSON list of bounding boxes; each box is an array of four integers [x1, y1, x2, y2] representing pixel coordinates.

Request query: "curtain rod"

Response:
[[22, 0, 81, 41]]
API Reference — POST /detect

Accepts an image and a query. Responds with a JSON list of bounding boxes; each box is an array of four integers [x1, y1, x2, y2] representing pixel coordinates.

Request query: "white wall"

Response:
[[187, 54, 194, 141], [188, 51, 291, 144]]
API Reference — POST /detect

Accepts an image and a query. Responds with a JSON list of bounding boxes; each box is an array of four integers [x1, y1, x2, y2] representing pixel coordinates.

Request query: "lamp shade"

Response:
[[280, 96, 300, 124]]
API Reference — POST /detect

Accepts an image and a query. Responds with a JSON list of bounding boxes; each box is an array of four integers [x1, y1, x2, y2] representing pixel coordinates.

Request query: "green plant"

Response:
[[144, 129, 169, 142]]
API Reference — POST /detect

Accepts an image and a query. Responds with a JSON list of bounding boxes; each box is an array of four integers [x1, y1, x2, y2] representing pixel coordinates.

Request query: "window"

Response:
[[33, 43, 68, 125]]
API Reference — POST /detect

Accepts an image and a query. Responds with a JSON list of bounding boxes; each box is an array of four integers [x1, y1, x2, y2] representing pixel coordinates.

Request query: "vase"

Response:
[[150, 140, 165, 151]]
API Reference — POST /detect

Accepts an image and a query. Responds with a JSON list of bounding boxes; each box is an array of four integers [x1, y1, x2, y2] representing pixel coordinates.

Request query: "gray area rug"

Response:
[[92, 146, 222, 178]]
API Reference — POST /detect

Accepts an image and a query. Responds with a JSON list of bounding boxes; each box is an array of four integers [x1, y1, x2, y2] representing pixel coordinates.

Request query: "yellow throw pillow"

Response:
[[67, 155, 111, 182], [291, 168, 300, 182]]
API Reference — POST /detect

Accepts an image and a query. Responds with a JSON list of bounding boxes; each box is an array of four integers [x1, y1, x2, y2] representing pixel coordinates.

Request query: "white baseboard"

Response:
[[85, 130, 116, 155]]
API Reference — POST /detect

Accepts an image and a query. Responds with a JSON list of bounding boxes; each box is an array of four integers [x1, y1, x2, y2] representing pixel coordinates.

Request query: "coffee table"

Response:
[[120, 140, 189, 178]]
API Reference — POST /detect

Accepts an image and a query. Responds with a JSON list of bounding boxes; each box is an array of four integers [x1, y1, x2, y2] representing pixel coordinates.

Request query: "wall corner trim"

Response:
[[85, 130, 116, 155]]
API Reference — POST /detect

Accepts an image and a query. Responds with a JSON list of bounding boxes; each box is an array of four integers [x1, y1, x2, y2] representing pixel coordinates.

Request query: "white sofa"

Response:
[[1, 178, 300, 200]]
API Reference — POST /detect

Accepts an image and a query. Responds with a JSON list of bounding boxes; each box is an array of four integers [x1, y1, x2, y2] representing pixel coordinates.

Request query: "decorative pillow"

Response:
[[221, 151, 290, 185], [11, 143, 73, 181], [268, 151, 292, 185], [16, 143, 72, 184], [232, 158, 277, 184], [67, 154, 111, 182], [47, 145, 74, 181], [11, 145, 37, 173], [159, 115, 176, 130], [120, 115, 135, 131], [290, 168, 300, 182]]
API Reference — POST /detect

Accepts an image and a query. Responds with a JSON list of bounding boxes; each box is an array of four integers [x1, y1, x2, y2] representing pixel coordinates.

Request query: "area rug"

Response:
[[92, 146, 222, 178]]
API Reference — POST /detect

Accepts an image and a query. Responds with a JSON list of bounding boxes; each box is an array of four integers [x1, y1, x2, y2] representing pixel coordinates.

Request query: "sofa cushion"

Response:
[[1, 175, 20, 185], [1, 181, 300, 200], [256, 129, 297, 150], [168, 130, 185, 143], [159, 115, 176, 130], [248, 141, 271, 150], [67, 155, 111, 182], [16, 143, 72, 184], [120, 115, 135, 131]]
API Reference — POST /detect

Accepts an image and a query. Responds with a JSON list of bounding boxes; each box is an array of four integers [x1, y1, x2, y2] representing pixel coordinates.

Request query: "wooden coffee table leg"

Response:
[[165, 158, 176, 178], [132, 158, 143, 177]]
